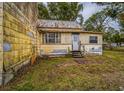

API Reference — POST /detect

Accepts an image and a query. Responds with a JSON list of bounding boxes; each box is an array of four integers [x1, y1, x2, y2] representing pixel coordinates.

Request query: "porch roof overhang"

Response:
[[38, 27, 103, 34], [38, 27, 82, 32]]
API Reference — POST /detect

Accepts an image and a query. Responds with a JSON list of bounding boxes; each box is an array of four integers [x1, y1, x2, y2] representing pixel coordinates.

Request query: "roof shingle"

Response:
[[37, 19, 82, 29]]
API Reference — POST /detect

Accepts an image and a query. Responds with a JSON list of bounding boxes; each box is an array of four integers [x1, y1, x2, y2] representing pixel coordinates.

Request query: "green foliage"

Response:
[[108, 3, 124, 19], [112, 32, 121, 44], [103, 27, 123, 46], [38, 2, 83, 25], [38, 3, 50, 19], [118, 14, 124, 32], [95, 3, 124, 31], [103, 27, 116, 43], [84, 3, 124, 45], [84, 9, 108, 32], [95, 3, 124, 19]]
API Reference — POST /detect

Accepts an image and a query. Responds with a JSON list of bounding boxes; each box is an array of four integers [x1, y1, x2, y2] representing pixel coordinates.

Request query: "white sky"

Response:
[[82, 2, 106, 22]]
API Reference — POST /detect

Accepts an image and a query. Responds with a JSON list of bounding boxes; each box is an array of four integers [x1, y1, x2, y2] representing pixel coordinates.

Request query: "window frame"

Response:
[[43, 32, 61, 44], [89, 36, 98, 44]]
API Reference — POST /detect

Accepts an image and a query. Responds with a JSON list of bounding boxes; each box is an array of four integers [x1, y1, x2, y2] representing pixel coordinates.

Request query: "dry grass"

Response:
[[0, 50, 124, 91]]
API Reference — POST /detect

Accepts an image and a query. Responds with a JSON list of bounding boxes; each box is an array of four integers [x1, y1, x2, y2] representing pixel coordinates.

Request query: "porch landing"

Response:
[[71, 51, 84, 58]]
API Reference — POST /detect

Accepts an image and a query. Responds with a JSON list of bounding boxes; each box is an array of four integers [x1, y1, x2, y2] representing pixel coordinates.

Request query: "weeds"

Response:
[[1, 50, 124, 90]]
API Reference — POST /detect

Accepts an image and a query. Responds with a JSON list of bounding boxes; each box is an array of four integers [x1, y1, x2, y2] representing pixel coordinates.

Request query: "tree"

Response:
[[112, 32, 121, 46], [77, 14, 84, 26], [118, 14, 124, 32], [84, 9, 109, 32], [120, 33, 124, 44], [84, 3, 124, 46], [38, 3, 50, 19], [103, 27, 122, 49], [103, 27, 115, 42], [38, 2, 83, 25], [95, 2, 124, 16], [95, 2, 124, 31], [106, 3, 124, 19], [96, 3, 124, 47]]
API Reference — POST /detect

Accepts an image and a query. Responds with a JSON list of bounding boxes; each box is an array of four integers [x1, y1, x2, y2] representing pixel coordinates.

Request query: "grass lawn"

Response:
[[1, 49, 124, 90]]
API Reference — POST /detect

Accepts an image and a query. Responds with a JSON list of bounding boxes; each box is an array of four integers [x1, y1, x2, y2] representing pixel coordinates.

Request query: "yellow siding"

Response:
[[40, 32, 102, 45], [40, 32, 72, 44], [40, 33, 43, 44], [40, 45, 72, 54], [40, 32, 102, 54], [0, 3, 3, 85], [81, 45, 102, 55], [80, 33, 102, 44], [3, 3, 38, 70], [61, 33, 71, 44], [40, 33, 72, 54]]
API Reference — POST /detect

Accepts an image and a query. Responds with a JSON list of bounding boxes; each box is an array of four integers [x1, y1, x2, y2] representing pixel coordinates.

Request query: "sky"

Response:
[[82, 2, 106, 22]]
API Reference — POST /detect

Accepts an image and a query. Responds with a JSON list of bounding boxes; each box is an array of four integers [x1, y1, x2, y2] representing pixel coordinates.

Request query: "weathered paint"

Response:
[[3, 3, 37, 70], [0, 2, 39, 85], [61, 33, 72, 44], [37, 19, 82, 29], [40, 32, 103, 55], [0, 2, 3, 85], [40, 45, 72, 54], [80, 33, 102, 45], [82, 45, 102, 55]]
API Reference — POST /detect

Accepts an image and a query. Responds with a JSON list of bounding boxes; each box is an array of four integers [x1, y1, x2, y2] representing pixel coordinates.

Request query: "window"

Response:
[[43, 32, 61, 44], [89, 36, 98, 43]]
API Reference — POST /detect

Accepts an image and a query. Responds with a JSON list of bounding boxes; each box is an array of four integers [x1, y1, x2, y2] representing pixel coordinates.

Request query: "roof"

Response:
[[37, 19, 82, 29], [37, 19, 103, 35]]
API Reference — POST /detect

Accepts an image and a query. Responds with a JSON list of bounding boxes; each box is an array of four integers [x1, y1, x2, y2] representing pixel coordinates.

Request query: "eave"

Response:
[[38, 27, 103, 34]]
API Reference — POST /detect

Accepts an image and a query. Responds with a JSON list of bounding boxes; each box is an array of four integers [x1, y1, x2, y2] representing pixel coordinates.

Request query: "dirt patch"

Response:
[[56, 61, 78, 67], [101, 72, 124, 90], [69, 73, 77, 78], [74, 58, 104, 64], [102, 72, 124, 83]]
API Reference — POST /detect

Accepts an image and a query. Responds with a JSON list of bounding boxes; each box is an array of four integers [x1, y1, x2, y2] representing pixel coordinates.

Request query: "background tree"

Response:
[[112, 32, 121, 46], [84, 2, 124, 48], [118, 14, 124, 32], [84, 9, 109, 32], [94, 2, 124, 30], [38, 3, 50, 19], [38, 2, 83, 25]]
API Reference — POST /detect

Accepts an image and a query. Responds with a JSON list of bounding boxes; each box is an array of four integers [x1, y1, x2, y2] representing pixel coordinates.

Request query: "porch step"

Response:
[[71, 51, 83, 58]]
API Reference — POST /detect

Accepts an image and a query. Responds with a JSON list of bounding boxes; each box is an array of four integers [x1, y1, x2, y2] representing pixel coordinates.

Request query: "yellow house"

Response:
[[37, 20, 103, 56]]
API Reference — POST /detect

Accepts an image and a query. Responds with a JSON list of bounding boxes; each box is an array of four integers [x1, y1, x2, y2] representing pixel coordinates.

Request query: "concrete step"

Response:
[[72, 51, 83, 58]]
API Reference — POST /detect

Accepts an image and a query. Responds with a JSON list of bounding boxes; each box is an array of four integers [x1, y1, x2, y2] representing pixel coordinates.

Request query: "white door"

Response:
[[72, 34, 79, 51]]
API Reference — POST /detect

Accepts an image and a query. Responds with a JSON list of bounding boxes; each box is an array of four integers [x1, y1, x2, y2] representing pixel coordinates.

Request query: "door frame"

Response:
[[72, 33, 80, 51]]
